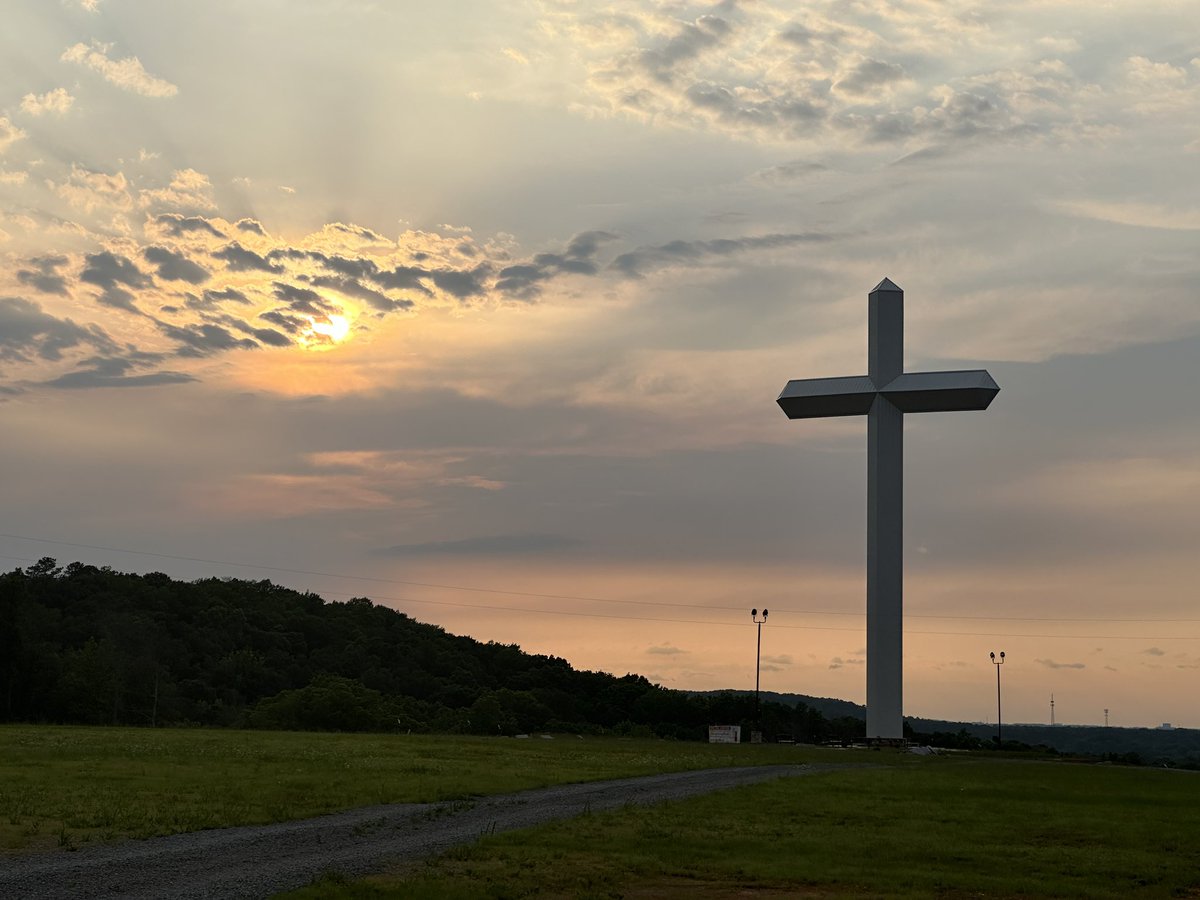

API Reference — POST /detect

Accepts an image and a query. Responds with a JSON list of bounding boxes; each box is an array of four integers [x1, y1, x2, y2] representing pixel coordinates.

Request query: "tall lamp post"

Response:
[[751, 608, 769, 715], [990, 651, 1005, 748]]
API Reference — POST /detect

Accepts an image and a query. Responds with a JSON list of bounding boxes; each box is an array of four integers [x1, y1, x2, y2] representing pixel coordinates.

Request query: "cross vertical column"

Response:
[[776, 277, 998, 743], [866, 279, 904, 740]]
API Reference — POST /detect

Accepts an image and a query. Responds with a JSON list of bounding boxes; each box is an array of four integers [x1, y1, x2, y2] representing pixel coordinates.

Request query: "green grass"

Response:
[[284, 759, 1200, 899], [0, 725, 852, 852], [14, 726, 1187, 898]]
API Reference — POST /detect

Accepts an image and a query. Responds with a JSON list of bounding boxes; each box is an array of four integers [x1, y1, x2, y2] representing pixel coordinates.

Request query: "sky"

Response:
[[2, 0, 1198, 729]]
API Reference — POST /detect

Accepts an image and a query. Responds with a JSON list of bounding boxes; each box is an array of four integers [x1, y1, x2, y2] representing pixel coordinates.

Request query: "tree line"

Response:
[[0, 559, 865, 742]]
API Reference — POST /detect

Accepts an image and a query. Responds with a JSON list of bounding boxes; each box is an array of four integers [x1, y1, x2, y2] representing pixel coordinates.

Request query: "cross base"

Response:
[[864, 736, 909, 750]]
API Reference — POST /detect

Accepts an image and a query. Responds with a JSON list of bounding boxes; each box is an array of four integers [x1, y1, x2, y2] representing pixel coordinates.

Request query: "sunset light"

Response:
[[3, 0, 1199, 732]]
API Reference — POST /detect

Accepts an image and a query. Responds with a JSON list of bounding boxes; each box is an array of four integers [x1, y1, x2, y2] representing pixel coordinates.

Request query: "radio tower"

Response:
[[1104, 708, 1109, 727], [1050, 693, 1055, 726]]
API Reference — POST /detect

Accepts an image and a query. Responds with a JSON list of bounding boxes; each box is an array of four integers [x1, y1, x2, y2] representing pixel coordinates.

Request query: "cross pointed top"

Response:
[[871, 277, 902, 293]]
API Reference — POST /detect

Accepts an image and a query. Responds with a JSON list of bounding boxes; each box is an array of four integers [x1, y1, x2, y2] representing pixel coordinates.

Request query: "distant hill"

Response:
[[907, 718, 1200, 764], [689, 690, 865, 721], [693, 690, 1200, 763]]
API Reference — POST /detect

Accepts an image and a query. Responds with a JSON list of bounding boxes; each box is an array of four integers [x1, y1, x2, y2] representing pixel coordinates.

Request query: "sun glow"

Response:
[[301, 313, 352, 349]]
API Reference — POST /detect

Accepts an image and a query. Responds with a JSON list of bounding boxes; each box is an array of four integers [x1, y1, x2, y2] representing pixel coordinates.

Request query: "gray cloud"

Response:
[[750, 160, 828, 185], [235, 218, 266, 235], [262, 249, 411, 311], [835, 59, 907, 96], [328, 222, 387, 242], [852, 86, 1042, 147], [272, 282, 339, 316], [494, 230, 619, 297], [1036, 659, 1086, 670], [79, 251, 151, 312], [372, 265, 433, 295], [264, 247, 309, 265], [0, 296, 114, 362], [203, 312, 291, 348], [155, 213, 225, 239], [187, 287, 250, 310], [565, 3, 1103, 151], [248, 327, 291, 347], [258, 309, 309, 335], [213, 243, 283, 273], [828, 656, 864, 669], [305, 274, 413, 312], [1142, 647, 1166, 656], [611, 232, 834, 277], [41, 355, 196, 389], [777, 25, 815, 46], [429, 268, 488, 299], [684, 82, 824, 133], [375, 533, 580, 556], [143, 246, 211, 284], [646, 644, 688, 656], [314, 253, 378, 280], [156, 321, 258, 357], [639, 16, 731, 80], [284, 251, 416, 311], [16, 256, 70, 295]]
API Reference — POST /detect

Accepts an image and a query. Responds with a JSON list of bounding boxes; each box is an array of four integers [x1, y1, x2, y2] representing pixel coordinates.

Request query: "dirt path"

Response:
[[0, 764, 839, 899]]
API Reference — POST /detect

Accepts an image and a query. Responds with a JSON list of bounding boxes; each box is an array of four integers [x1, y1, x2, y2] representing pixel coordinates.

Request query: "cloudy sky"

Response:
[[3, 0, 1198, 728]]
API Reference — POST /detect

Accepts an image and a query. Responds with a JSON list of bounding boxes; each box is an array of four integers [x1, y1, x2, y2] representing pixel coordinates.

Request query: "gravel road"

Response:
[[0, 764, 833, 899]]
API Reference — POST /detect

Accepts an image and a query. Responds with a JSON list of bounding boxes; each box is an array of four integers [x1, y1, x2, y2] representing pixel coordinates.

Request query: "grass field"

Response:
[[0, 725, 845, 852], [286, 759, 1200, 899], [7, 726, 1194, 898]]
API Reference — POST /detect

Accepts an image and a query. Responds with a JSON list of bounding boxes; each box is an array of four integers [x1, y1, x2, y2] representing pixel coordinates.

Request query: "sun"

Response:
[[310, 314, 350, 342], [304, 314, 350, 348]]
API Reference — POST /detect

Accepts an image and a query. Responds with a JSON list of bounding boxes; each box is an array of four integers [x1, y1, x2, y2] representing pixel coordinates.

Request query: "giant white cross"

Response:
[[777, 278, 999, 740]]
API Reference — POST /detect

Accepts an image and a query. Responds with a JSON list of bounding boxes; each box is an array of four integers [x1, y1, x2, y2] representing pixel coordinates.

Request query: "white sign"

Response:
[[708, 725, 741, 744]]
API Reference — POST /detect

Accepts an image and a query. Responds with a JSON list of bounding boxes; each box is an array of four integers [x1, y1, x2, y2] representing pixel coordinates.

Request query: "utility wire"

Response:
[[4, 533, 1199, 635], [307, 585, 1200, 641]]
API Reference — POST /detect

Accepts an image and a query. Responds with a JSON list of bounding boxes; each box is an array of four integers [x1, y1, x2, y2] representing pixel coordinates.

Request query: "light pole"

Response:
[[751, 608, 769, 714], [990, 651, 1005, 748]]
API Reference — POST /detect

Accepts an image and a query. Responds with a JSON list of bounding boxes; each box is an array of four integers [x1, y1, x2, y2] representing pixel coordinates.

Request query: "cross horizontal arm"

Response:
[[777, 375, 877, 419], [879, 369, 999, 413]]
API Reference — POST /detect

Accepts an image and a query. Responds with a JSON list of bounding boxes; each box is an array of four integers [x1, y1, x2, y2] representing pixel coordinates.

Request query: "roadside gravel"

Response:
[[0, 763, 840, 899]]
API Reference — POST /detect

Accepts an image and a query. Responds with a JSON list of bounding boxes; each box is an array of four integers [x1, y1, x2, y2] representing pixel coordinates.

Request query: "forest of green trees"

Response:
[[0, 559, 866, 743]]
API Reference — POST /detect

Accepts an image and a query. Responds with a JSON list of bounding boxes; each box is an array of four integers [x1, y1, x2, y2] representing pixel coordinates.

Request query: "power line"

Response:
[[4, 533, 1200, 637], [0, 533, 722, 608], [310, 585, 1200, 641]]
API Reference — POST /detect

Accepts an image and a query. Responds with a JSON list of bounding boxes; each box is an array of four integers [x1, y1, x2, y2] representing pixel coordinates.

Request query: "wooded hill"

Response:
[[0, 559, 863, 742], [6, 559, 1195, 763]]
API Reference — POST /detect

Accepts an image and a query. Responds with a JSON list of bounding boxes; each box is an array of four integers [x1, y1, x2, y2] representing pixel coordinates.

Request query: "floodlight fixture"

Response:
[[990, 651, 1006, 747], [751, 608, 769, 716]]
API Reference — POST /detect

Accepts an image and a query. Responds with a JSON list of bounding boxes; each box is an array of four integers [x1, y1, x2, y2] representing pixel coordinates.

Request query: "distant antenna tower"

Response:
[[1104, 708, 1109, 727], [1050, 693, 1055, 726]]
